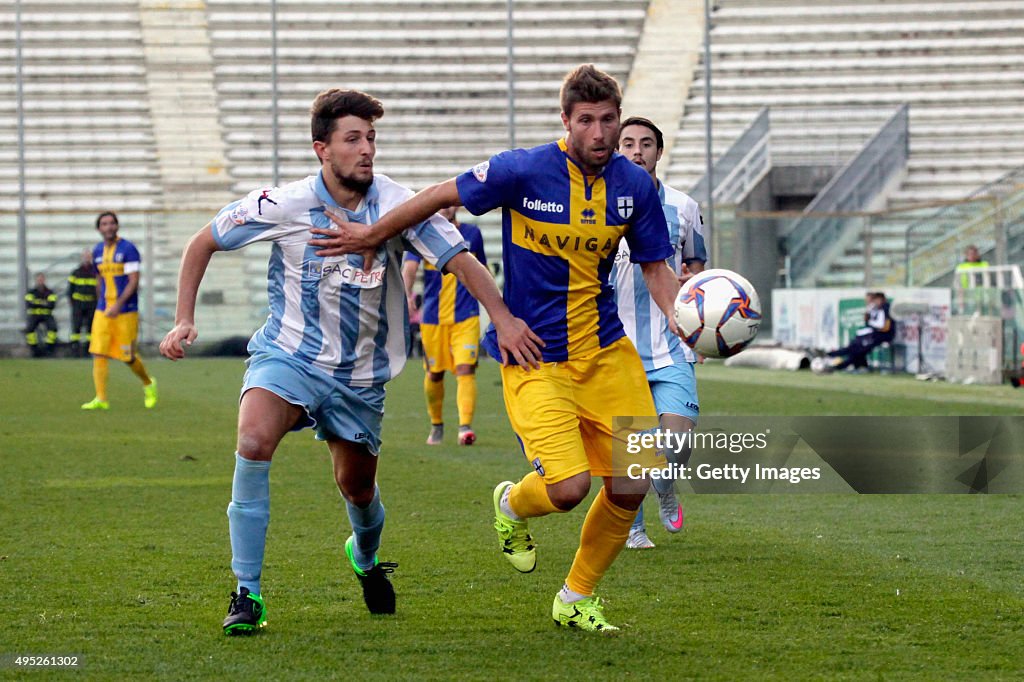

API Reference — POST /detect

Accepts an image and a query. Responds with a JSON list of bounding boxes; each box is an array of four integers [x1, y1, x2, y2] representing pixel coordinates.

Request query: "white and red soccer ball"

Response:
[[673, 268, 762, 358]]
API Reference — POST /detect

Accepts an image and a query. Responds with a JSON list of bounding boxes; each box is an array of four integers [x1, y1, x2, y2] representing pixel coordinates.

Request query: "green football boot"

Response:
[[223, 587, 267, 635], [552, 594, 619, 633], [492, 481, 536, 573], [345, 536, 397, 614], [143, 377, 158, 409], [80, 398, 109, 410]]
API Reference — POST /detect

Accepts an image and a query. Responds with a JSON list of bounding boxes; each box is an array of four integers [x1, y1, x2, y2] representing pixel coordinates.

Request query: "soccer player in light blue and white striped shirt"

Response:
[[160, 89, 541, 634], [611, 117, 707, 550]]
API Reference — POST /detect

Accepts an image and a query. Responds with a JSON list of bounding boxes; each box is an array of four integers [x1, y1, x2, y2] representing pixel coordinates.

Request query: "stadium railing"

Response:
[[688, 107, 771, 207], [784, 104, 909, 287], [902, 166, 1024, 286]]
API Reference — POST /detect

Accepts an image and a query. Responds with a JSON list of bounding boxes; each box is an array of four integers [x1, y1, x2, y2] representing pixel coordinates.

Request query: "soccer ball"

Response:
[[673, 268, 762, 358]]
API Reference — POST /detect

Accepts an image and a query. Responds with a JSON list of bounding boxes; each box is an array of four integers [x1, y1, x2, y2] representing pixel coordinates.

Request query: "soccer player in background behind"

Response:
[[612, 117, 706, 550], [310, 65, 682, 632], [402, 206, 487, 446], [159, 89, 540, 635], [81, 212, 158, 410]]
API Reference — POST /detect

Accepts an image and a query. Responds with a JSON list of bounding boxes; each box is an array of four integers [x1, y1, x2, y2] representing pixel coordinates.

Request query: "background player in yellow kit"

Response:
[[402, 206, 488, 446], [81, 211, 157, 410]]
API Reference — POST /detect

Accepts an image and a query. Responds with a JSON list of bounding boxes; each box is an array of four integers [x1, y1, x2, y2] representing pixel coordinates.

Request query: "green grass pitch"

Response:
[[1, 357, 1022, 679]]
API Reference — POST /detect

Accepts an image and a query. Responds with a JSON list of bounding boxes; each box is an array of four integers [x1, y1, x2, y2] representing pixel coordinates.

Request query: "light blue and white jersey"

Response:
[[211, 172, 466, 387], [611, 182, 707, 369]]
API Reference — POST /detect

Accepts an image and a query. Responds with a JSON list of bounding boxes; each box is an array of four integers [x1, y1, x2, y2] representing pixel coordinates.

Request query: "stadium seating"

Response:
[[204, 0, 650, 328], [206, 0, 649, 195], [664, 0, 1024, 288], [6, 0, 1020, 339], [2, 0, 651, 341], [666, 0, 1024, 205]]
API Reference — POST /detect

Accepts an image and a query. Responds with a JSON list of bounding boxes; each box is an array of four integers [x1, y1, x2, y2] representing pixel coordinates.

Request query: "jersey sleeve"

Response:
[[625, 174, 673, 264], [210, 185, 294, 251], [404, 213, 468, 272], [455, 150, 520, 216], [122, 241, 142, 274], [680, 201, 708, 265]]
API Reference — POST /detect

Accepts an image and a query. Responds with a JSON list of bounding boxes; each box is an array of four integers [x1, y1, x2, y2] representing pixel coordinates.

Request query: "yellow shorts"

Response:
[[421, 317, 480, 373], [89, 311, 138, 362], [501, 336, 660, 483]]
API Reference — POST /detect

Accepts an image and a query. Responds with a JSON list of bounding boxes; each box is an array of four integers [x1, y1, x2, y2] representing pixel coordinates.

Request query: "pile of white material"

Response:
[[723, 347, 811, 371]]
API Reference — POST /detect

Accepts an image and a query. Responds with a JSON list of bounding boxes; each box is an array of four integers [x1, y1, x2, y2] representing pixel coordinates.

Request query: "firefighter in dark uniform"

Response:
[[68, 248, 98, 357], [24, 272, 58, 357]]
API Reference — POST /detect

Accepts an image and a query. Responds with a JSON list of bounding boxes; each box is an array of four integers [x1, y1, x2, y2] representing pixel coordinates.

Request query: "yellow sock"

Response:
[[127, 356, 152, 385], [424, 374, 444, 425], [565, 487, 635, 596], [455, 373, 476, 427], [508, 471, 560, 519], [93, 356, 109, 401]]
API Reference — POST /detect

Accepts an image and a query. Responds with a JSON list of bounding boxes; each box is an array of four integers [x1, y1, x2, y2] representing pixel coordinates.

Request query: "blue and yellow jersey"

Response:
[[456, 138, 672, 363], [92, 237, 141, 313], [405, 222, 487, 325]]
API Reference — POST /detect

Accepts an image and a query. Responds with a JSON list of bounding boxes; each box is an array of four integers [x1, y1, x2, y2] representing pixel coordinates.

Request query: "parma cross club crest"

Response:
[[616, 195, 634, 220], [472, 161, 489, 183]]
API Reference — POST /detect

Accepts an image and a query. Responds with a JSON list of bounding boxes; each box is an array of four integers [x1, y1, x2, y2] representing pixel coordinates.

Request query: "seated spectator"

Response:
[[821, 292, 895, 372]]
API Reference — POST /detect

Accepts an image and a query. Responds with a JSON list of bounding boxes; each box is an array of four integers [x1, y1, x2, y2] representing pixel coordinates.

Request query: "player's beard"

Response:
[[570, 136, 610, 175], [331, 160, 373, 195]]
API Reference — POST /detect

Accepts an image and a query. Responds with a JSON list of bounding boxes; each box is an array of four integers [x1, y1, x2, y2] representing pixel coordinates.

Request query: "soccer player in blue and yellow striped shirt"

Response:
[[403, 207, 488, 446], [311, 65, 684, 632], [81, 212, 157, 410]]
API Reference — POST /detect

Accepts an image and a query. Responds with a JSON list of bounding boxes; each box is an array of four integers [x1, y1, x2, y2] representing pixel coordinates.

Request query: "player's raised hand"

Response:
[[493, 316, 545, 370], [160, 322, 198, 360]]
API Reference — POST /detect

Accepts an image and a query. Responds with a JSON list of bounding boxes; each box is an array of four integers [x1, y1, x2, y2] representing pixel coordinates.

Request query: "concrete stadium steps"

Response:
[[714, 2, 1023, 24], [664, 0, 1024, 292], [667, 2, 1024, 206], [198, 0, 651, 337], [0, 1, 160, 214], [711, 36, 1024, 62], [206, 0, 650, 195]]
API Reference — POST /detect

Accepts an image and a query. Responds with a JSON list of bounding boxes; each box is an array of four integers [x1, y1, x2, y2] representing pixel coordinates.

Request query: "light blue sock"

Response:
[[345, 486, 385, 573], [631, 503, 645, 531], [227, 452, 271, 595], [652, 443, 687, 495], [652, 476, 674, 496]]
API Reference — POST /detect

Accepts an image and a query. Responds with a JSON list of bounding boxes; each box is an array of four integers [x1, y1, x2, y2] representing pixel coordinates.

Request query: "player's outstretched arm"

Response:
[[444, 251, 545, 369], [641, 260, 683, 337], [310, 178, 462, 257], [160, 224, 220, 360]]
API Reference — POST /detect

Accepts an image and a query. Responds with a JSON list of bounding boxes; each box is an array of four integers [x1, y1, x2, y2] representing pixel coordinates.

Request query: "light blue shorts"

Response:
[[647, 362, 699, 422], [241, 349, 385, 455]]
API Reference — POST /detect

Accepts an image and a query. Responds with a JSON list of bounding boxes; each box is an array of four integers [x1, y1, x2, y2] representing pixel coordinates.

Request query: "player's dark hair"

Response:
[[560, 64, 622, 116], [95, 211, 118, 229], [620, 116, 664, 150], [310, 89, 384, 144]]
